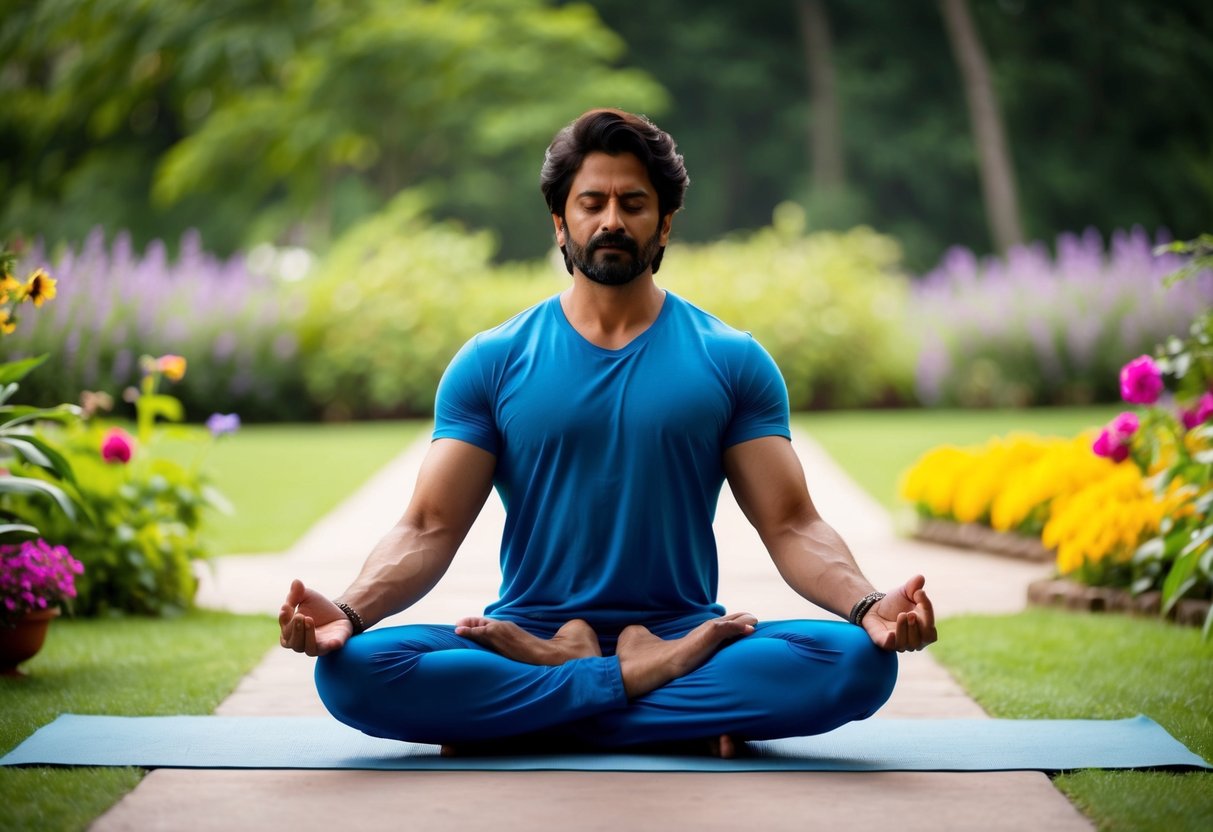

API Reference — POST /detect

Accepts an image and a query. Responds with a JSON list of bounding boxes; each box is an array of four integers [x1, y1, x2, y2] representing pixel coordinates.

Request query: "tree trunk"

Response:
[[797, 0, 846, 192], [938, 0, 1024, 252]]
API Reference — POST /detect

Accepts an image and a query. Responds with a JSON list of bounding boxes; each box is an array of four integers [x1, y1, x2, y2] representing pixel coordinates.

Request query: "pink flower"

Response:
[[1109, 411, 1139, 440], [1180, 391, 1213, 430], [1092, 428, 1130, 463], [1119, 355, 1164, 404], [100, 427, 134, 464]]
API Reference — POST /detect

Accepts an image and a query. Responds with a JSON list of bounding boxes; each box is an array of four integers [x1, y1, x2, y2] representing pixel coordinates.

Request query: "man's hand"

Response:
[[278, 579, 354, 656], [861, 575, 937, 652]]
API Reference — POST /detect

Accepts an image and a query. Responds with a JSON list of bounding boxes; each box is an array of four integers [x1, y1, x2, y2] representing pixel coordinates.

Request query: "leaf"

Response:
[[0, 522, 39, 537], [1180, 524, 1213, 558], [0, 355, 49, 385], [139, 394, 185, 425], [0, 476, 77, 521], [1, 403, 85, 430], [1160, 547, 1200, 616], [1203, 606, 1213, 642], [1133, 537, 1165, 562], [3, 434, 77, 483]]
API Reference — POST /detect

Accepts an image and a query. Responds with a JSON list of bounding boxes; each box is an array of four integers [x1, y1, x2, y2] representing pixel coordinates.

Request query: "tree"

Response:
[[798, 0, 846, 193], [938, 0, 1024, 252]]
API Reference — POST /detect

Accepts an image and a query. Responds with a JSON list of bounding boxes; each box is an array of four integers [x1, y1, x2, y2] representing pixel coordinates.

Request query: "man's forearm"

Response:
[[764, 516, 877, 619], [335, 520, 462, 627]]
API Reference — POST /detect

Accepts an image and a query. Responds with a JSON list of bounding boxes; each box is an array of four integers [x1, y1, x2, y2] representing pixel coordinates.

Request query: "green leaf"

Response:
[[0, 476, 77, 521], [1, 403, 85, 430], [0, 355, 49, 385], [1203, 605, 1213, 642], [0, 522, 39, 537], [1180, 524, 1213, 558], [1132, 537, 1165, 562], [0, 433, 77, 483], [139, 394, 185, 425], [1160, 548, 1200, 616]]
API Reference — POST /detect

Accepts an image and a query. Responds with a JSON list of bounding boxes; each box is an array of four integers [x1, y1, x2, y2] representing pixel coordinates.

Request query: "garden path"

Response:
[[95, 429, 1091, 831]]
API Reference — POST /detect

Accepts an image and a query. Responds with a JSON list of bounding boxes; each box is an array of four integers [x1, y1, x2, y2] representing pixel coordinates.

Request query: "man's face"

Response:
[[554, 151, 672, 285]]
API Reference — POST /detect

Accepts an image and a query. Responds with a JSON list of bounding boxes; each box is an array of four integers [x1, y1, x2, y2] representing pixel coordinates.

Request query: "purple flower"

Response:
[[1119, 355, 1164, 404], [206, 412, 241, 437], [0, 539, 84, 623]]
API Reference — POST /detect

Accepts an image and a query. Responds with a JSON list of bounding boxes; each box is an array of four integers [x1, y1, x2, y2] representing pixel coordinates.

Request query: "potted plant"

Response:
[[0, 537, 83, 674]]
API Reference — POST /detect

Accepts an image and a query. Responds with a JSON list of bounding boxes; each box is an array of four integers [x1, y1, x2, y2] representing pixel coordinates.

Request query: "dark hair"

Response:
[[540, 109, 690, 222]]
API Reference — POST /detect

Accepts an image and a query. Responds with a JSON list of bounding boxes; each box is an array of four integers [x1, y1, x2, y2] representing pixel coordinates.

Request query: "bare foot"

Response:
[[616, 612, 757, 698], [708, 734, 740, 759], [454, 617, 602, 666]]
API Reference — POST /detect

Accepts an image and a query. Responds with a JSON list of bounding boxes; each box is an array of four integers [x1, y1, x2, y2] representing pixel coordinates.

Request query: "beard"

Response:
[[564, 226, 664, 286]]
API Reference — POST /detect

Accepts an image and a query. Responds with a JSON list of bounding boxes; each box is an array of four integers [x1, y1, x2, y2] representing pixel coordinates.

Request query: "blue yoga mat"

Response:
[[2, 714, 1208, 772]]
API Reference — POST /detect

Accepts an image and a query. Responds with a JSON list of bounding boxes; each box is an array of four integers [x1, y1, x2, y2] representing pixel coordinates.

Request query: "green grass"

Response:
[[1, 611, 276, 832], [795, 406, 1121, 512], [159, 420, 426, 554], [932, 609, 1213, 831]]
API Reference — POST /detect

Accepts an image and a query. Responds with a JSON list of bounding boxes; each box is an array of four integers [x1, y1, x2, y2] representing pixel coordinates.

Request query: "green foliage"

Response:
[[0, 610, 274, 831], [299, 191, 556, 418], [303, 197, 912, 417], [4, 421, 223, 616], [1, 0, 665, 259], [661, 206, 914, 410], [933, 610, 1213, 832]]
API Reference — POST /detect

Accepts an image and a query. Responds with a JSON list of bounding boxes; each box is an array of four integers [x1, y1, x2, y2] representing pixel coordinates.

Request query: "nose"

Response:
[[600, 199, 625, 233]]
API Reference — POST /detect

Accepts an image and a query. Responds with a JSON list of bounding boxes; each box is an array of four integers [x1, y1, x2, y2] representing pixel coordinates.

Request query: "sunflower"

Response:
[[0, 308, 16, 335], [0, 273, 22, 305], [23, 268, 56, 307]]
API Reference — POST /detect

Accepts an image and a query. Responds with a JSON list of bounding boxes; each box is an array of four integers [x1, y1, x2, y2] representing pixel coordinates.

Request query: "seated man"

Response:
[[280, 108, 936, 756]]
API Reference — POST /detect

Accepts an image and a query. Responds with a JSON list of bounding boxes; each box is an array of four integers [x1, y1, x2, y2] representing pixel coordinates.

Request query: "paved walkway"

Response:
[[93, 430, 1091, 831]]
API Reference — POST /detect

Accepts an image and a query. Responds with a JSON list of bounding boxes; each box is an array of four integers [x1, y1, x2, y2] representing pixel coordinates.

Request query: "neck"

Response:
[[560, 273, 666, 350]]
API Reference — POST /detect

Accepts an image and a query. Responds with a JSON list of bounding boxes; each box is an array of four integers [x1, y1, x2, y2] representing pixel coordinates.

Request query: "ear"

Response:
[[658, 213, 673, 246], [552, 214, 566, 246]]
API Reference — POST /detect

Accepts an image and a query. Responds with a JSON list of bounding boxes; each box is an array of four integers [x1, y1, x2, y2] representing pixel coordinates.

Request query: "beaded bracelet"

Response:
[[335, 601, 367, 635], [848, 591, 886, 626]]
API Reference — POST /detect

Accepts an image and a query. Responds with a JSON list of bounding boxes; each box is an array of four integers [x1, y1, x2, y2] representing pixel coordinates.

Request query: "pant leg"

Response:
[[314, 623, 627, 744], [573, 619, 897, 747]]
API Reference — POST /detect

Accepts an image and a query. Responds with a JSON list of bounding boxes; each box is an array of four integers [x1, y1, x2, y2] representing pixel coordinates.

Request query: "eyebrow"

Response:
[[576, 189, 651, 201]]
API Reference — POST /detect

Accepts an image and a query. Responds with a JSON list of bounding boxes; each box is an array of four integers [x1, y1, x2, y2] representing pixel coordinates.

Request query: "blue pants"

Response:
[[315, 618, 897, 747]]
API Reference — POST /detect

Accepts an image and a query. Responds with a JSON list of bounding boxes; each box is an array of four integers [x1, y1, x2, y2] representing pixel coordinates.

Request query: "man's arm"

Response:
[[279, 438, 496, 656], [722, 435, 936, 652]]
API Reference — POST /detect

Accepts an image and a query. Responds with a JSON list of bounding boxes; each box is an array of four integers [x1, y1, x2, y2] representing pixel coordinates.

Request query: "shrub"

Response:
[[913, 227, 1213, 407], [0, 229, 312, 422], [303, 196, 914, 417], [659, 205, 914, 410]]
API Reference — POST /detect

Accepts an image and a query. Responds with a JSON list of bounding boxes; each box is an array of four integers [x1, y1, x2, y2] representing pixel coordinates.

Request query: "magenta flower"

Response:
[[100, 427, 134, 464], [1109, 411, 1140, 440], [205, 412, 241, 437], [1092, 428, 1130, 463], [1119, 355, 1164, 404], [0, 539, 84, 624], [1180, 391, 1213, 430]]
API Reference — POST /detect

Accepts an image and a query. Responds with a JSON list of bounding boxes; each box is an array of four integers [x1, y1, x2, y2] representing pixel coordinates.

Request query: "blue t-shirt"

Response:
[[433, 291, 791, 631]]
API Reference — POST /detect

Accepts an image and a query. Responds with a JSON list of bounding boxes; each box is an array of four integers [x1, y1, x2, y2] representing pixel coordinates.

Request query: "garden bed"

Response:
[[912, 518, 1053, 562], [1027, 578, 1211, 629]]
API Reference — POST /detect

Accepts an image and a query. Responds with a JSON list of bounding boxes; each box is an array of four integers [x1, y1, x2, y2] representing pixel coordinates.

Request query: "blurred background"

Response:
[[2, 0, 1211, 420]]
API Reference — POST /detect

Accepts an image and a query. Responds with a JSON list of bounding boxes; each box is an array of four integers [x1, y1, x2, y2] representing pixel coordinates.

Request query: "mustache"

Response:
[[587, 232, 639, 257]]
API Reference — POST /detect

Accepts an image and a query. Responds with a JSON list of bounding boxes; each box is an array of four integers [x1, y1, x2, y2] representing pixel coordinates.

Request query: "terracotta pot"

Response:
[[0, 608, 60, 676]]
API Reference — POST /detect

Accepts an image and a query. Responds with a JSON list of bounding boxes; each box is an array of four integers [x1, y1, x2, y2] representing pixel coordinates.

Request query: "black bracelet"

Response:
[[848, 591, 886, 626], [335, 601, 366, 635]]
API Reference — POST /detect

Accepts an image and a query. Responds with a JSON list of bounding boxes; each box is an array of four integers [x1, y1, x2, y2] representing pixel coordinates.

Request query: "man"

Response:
[[280, 109, 936, 756]]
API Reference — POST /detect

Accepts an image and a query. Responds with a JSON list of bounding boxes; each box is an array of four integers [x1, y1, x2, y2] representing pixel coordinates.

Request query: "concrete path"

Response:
[[93, 429, 1091, 831]]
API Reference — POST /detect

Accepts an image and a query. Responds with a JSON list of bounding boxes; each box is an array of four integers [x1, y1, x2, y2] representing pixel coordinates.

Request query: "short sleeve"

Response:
[[432, 336, 501, 455], [722, 336, 791, 447]]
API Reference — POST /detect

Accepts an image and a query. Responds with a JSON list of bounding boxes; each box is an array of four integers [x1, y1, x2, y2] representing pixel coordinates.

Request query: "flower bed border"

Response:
[[912, 519, 1053, 562], [1027, 577, 1211, 629]]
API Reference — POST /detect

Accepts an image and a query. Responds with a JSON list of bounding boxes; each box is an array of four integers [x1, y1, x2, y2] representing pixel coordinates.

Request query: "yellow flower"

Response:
[[0, 273, 21, 304], [156, 354, 187, 382], [23, 268, 55, 307], [0, 308, 15, 335]]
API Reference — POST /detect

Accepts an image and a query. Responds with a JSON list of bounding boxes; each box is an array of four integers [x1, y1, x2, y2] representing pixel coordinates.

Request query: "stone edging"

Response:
[[912, 518, 1053, 562], [1027, 577, 1212, 629]]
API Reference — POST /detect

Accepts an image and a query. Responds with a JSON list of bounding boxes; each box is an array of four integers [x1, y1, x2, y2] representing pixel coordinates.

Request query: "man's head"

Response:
[[540, 109, 689, 281]]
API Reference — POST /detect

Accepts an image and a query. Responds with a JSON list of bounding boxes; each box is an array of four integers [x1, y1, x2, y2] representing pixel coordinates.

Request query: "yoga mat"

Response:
[[2, 714, 1208, 773]]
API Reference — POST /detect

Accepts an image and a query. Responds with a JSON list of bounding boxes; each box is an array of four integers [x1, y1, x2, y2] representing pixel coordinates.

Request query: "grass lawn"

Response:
[[795, 405, 1120, 513], [933, 610, 1213, 832], [158, 420, 426, 554], [0, 611, 275, 831]]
